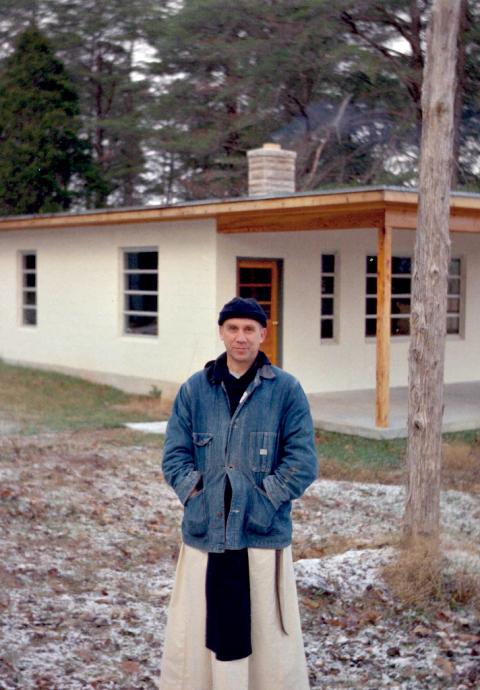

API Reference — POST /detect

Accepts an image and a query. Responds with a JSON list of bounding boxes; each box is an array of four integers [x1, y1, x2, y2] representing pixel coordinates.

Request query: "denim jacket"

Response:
[[162, 357, 318, 553]]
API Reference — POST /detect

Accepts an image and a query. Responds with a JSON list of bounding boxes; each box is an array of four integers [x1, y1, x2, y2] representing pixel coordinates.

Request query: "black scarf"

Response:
[[205, 351, 269, 661]]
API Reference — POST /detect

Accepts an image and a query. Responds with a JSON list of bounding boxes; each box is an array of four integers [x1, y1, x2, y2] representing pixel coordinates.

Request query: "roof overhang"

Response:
[[1, 187, 480, 234]]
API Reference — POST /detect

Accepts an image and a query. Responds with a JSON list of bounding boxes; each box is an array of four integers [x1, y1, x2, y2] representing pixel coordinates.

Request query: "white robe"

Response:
[[157, 543, 310, 690]]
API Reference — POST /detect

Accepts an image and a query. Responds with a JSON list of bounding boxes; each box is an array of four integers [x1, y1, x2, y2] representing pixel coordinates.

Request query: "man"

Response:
[[159, 297, 317, 690]]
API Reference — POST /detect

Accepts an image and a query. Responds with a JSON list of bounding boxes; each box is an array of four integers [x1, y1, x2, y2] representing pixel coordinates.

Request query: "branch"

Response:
[[340, 8, 424, 67], [302, 94, 352, 189], [287, 94, 312, 131], [340, 11, 400, 64], [341, 10, 423, 109]]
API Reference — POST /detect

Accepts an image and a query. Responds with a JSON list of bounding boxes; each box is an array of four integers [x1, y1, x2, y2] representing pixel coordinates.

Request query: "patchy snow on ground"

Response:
[[296, 548, 480, 689], [0, 432, 479, 689], [293, 479, 480, 554]]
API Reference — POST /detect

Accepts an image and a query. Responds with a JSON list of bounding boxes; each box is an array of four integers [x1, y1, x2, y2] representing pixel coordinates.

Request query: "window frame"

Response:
[[19, 250, 37, 327], [121, 247, 159, 337], [365, 254, 464, 339], [446, 255, 464, 337], [320, 252, 339, 343]]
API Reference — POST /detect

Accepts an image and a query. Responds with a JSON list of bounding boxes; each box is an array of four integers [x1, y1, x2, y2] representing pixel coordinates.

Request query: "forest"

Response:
[[0, 0, 479, 214]]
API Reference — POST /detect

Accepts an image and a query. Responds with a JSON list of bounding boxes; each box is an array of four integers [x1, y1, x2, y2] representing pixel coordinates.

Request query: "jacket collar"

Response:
[[204, 351, 274, 385]]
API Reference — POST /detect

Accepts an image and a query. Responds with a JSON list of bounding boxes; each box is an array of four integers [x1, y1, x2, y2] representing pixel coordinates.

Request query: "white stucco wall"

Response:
[[0, 220, 218, 394], [446, 231, 480, 383], [216, 228, 480, 394], [1, 219, 479, 396]]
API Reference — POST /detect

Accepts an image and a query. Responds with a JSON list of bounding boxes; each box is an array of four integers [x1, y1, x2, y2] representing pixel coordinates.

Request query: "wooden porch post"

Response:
[[376, 223, 392, 427]]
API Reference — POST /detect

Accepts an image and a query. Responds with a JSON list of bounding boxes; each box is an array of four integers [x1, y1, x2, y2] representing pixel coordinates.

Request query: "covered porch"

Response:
[[308, 380, 480, 439], [217, 187, 480, 430]]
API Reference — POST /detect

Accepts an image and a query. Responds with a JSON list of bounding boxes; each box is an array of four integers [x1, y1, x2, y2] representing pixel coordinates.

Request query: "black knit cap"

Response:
[[218, 297, 267, 327]]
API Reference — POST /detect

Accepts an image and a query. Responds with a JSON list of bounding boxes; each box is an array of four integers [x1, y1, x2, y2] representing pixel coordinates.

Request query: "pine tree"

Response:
[[146, 0, 422, 199], [0, 26, 106, 215], [150, 0, 480, 200], [42, 0, 166, 207], [148, 0, 355, 199], [1, 2, 478, 203], [338, 0, 479, 189]]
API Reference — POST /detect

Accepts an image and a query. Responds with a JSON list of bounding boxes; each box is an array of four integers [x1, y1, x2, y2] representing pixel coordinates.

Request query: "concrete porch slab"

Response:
[[124, 383, 480, 440], [308, 381, 480, 439]]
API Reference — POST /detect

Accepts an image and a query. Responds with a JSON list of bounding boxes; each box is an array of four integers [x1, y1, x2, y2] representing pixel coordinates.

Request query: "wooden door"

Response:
[[237, 259, 280, 365]]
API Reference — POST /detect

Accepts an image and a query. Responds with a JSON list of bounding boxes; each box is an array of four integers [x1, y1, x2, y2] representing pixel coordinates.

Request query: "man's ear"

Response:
[[259, 327, 267, 343], [219, 325, 225, 342]]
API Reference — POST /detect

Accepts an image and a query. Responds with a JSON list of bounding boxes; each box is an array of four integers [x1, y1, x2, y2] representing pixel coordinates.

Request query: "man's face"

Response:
[[219, 318, 266, 370]]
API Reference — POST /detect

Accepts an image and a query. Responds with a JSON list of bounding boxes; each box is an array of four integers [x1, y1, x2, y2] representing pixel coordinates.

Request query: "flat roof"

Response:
[[1, 185, 480, 234]]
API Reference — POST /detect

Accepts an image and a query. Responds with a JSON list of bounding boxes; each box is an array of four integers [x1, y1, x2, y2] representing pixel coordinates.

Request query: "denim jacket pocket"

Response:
[[246, 485, 277, 534], [192, 432, 213, 470], [183, 489, 208, 536], [248, 431, 278, 472]]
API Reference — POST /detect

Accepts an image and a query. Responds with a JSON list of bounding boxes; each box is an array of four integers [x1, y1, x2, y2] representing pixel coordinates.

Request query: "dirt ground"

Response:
[[1, 429, 479, 690]]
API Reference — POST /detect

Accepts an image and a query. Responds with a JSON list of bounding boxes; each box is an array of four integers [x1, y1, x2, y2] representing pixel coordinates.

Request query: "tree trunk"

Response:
[[403, 0, 462, 542]]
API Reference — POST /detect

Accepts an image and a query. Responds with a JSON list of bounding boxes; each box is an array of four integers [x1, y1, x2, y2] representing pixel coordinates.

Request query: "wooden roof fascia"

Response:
[[385, 206, 480, 233], [218, 208, 387, 233], [384, 208, 417, 231], [0, 189, 390, 233], [0, 206, 219, 232], [448, 212, 480, 233], [450, 195, 480, 212], [1, 187, 480, 234], [383, 188, 480, 214], [212, 189, 388, 214]]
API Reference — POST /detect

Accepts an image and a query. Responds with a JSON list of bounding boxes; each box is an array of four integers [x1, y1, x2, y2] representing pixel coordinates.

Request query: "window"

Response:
[[21, 252, 37, 326], [366, 256, 412, 337], [366, 255, 463, 337], [123, 249, 158, 336], [447, 258, 462, 335], [320, 254, 336, 340]]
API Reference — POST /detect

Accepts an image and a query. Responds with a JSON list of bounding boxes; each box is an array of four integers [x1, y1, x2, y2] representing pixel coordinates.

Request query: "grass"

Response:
[[382, 536, 480, 613], [0, 360, 479, 484], [316, 429, 406, 477], [316, 428, 480, 491], [0, 360, 166, 435]]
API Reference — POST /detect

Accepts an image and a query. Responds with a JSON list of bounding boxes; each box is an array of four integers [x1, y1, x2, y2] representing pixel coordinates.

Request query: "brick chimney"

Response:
[[247, 143, 296, 196]]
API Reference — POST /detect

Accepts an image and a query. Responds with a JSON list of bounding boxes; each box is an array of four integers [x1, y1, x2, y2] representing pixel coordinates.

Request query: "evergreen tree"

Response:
[[337, 0, 480, 189], [148, 0, 353, 199], [0, 26, 106, 215], [150, 0, 480, 199], [1, 1, 479, 202], [146, 0, 421, 199], [44, 0, 159, 207], [0, 0, 46, 57], [0, 0, 163, 207]]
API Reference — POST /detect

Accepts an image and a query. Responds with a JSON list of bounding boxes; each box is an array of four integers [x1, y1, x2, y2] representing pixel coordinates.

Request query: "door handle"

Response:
[[271, 321, 279, 326]]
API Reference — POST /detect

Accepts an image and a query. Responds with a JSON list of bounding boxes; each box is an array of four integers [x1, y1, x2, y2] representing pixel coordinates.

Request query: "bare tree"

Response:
[[403, 0, 463, 542]]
